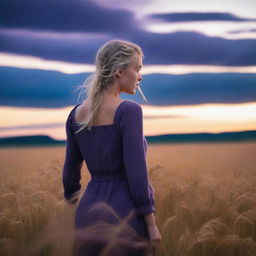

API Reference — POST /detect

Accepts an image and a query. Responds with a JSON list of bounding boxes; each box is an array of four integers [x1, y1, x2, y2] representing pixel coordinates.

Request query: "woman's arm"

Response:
[[120, 102, 155, 216], [62, 110, 83, 204], [119, 102, 161, 246], [144, 212, 156, 227]]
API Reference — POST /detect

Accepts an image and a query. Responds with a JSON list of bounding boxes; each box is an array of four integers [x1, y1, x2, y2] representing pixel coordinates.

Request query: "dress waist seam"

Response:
[[90, 173, 127, 182]]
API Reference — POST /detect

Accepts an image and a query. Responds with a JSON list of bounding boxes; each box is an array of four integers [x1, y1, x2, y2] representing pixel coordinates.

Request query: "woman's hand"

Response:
[[144, 212, 161, 252], [147, 224, 162, 248]]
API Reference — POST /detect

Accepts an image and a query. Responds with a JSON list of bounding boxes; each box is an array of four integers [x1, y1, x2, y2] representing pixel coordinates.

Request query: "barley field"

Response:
[[0, 142, 256, 255]]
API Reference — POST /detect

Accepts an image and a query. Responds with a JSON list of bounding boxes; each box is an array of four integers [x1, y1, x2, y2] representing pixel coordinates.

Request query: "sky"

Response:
[[0, 0, 256, 140]]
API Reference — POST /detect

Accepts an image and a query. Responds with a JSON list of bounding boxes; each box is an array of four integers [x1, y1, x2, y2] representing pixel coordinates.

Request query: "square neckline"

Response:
[[72, 100, 129, 128]]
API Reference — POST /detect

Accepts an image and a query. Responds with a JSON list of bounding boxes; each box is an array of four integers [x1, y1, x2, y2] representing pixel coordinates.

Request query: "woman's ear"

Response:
[[116, 68, 123, 78]]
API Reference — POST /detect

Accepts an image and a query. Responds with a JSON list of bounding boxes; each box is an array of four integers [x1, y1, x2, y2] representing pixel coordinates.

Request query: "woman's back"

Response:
[[66, 100, 147, 176]]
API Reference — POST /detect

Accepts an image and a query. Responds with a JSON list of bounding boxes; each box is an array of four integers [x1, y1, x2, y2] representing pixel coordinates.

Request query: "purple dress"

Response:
[[62, 100, 155, 255]]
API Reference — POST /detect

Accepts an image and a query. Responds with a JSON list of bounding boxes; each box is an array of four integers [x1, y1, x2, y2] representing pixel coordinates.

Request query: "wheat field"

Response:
[[0, 142, 256, 255]]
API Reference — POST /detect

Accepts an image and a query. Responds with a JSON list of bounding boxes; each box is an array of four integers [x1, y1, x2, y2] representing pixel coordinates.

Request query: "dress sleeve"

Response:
[[62, 110, 83, 204], [120, 102, 155, 216]]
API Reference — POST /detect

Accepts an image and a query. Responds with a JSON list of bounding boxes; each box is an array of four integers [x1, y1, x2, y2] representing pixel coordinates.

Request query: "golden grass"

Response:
[[0, 141, 256, 255]]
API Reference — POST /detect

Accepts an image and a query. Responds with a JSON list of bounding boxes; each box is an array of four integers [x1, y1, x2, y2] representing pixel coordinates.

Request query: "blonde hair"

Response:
[[74, 39, 144, 133]]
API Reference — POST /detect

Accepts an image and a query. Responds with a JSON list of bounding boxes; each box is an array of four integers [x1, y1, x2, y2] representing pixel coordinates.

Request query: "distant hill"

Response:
[[146, 130, 256, 144], [0, 130, 256, 147], [0, 135, 65, 147]]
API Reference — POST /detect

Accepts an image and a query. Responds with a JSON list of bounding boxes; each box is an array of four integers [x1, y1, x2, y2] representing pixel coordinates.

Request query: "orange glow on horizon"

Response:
[[0, 102, 255, 140]]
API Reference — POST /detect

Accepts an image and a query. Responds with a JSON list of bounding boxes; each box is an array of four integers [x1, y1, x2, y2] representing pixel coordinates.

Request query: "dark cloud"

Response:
[[0, 0, 136, 33], [1, 28, 256, 66], [0, 29, 112, 64], [124, 28, 256, 67], [128, 29, 256, 66], [140, 72, 256, 106], [147, 12, 256, 22], [0, 1, 255, 66], [1, 67, 255, 108]]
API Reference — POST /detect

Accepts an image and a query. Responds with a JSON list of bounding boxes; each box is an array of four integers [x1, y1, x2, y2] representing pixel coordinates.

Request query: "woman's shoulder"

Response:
[[120, 100, 142, 111], [117, 100, 143, 125]]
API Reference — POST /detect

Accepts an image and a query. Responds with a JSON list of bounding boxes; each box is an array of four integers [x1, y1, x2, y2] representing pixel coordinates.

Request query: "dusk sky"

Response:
[[0, 0, 256, 140]]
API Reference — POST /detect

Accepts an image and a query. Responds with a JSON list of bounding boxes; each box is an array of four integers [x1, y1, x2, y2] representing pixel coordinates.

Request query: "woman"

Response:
[[62, 39, 161, 255]]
